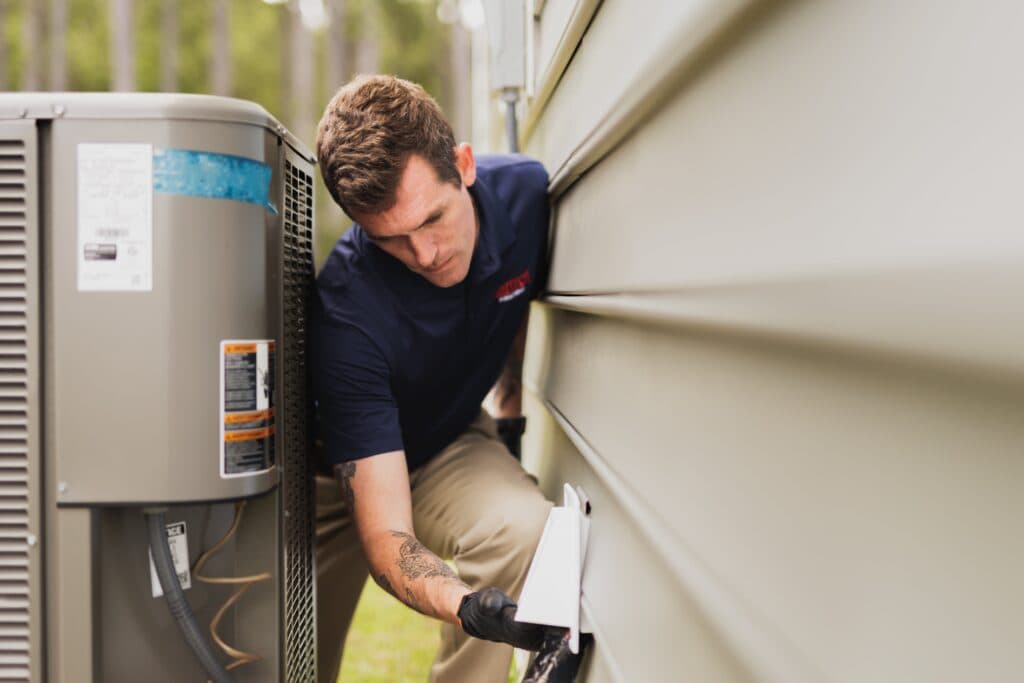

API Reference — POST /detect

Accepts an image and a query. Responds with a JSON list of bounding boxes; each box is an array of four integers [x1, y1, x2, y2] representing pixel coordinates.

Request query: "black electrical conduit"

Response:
[[146, 509, 235, 683]]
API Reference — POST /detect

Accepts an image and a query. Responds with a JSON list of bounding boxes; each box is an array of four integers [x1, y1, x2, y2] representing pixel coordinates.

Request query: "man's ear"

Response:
[[454, 143, 477, 187]]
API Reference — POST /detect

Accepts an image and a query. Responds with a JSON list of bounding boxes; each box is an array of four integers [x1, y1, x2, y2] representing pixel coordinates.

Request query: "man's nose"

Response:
[[409, 233, 436, 269]]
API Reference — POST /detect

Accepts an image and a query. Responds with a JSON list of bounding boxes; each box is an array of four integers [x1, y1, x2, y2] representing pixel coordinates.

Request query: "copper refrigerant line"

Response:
[[192, 500, 272, 681]]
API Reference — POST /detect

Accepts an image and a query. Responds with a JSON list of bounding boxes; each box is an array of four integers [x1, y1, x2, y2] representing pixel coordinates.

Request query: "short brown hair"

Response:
[[316, 75, 460, 217]]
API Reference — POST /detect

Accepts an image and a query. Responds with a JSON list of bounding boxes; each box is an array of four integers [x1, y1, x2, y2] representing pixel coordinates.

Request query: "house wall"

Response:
[[518, 1, 1024, 681]]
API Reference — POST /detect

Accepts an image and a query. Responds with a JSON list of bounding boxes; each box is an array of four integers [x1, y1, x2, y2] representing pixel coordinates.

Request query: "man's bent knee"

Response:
[[460, 492, 553, 592]]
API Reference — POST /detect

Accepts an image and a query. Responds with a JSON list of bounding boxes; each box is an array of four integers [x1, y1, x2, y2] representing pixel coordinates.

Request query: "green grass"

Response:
[[337, 578, 520, 683], [338, 578, 440, 682]]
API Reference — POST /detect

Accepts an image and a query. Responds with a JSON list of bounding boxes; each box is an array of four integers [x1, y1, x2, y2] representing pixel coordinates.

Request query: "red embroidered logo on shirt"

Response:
[[495, 269, 532, 303]]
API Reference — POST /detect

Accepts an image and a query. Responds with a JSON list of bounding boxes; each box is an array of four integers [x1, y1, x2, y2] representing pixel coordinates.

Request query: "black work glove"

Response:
[[457, 587, 546, 650], [495, 416, 527, 459]]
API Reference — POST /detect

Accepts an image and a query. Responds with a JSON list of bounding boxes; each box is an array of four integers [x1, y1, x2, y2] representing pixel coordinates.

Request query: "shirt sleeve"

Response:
[[312, 320, 404, 467]]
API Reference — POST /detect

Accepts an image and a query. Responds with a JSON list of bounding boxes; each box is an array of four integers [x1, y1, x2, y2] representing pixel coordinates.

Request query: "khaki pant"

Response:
[[316, 411, 553, 683]]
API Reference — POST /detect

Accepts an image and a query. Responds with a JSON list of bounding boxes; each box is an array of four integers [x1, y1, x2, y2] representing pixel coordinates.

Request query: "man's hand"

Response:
[[457, 587, 547, 650]]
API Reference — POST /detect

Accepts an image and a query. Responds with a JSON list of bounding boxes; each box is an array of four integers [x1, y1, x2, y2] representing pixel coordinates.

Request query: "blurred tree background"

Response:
[[0, 0, 476, 268]]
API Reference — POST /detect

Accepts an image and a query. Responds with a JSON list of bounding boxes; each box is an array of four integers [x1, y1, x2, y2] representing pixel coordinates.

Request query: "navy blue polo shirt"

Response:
[[312, 154, 549, 471]]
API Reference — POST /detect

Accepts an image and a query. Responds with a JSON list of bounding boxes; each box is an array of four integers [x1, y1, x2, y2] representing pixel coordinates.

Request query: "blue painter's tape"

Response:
[[153, 148, 277, 213]]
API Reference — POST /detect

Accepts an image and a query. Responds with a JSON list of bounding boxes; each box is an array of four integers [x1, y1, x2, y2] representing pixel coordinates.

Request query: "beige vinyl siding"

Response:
[[525, 0, 753, 193], [518, 1, 1024, 681], [526, 0, 600, 127], [523, 385, 753, 683], [524, 305, 1024, 683], [530, 0, 588, 91]]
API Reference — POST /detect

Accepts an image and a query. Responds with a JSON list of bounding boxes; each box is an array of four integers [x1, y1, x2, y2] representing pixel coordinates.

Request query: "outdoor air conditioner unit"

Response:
[[0, 93, 317, 682]]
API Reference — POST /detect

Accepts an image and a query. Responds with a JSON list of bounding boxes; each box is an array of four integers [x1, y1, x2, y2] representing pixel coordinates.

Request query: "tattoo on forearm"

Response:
[[390, 531, 461, 581], [379, 532, 467, 617], [336, 462, 356, 513]]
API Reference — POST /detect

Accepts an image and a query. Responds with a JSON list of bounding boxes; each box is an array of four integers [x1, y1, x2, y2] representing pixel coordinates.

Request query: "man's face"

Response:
[[354, 145, 478, 288]]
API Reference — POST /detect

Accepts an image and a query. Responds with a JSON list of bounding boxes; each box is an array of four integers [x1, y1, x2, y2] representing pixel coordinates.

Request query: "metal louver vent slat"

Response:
[[0, 136, 29, 682]]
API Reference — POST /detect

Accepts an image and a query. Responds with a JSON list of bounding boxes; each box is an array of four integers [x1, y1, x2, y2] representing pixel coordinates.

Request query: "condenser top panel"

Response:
[[0, 92, 313, 162]]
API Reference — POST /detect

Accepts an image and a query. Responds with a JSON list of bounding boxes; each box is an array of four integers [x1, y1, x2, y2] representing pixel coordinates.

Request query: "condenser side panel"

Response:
[[36, 109, 290, 683], [0, 120, 43, 683], [45, 118, 277, 505], [92, 122, 288, 683]]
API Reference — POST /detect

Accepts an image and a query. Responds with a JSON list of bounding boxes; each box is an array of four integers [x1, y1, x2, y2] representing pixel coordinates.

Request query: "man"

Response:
[[312, 74, 554, 683]]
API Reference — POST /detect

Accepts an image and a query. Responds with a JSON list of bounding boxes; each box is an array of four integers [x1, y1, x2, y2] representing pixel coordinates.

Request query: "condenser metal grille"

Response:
[[281, 157, 316, 682], [0, 139, 31, 681]]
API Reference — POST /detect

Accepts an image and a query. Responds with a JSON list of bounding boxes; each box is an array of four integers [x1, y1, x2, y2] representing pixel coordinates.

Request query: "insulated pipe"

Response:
[[146, 510, 235, 683]]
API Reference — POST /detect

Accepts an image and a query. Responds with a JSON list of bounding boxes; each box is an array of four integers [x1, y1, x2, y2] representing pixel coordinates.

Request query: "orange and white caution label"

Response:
[[220, 340, 276, 478]]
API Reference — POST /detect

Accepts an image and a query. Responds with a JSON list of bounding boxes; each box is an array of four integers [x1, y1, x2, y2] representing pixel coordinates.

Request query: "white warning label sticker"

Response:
[[220, 340, 275, 478], [149, 521, 192, 598], [77, 143, 153, 291]]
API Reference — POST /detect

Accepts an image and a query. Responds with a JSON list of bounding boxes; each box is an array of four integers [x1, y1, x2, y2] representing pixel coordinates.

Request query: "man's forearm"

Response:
[[491, 359, 523, 417], [336, 460, 470, 622], [365, 529, 471, 622], [490, 311, 529, 418], [331, 447, 549, 651]]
